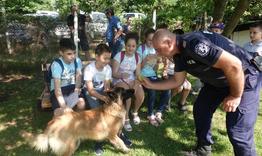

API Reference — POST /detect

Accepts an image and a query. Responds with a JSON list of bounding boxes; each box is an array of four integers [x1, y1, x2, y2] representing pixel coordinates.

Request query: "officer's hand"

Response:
[[139, 77, 153, 89], [222, 96, 241, 112]]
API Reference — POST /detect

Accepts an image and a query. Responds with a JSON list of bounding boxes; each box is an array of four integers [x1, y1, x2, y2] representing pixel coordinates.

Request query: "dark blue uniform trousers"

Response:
[[193, 67, 261, 156]]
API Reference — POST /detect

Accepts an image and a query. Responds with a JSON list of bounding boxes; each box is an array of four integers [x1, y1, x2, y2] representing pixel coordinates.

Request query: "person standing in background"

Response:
[[105, 8, 124, 58]]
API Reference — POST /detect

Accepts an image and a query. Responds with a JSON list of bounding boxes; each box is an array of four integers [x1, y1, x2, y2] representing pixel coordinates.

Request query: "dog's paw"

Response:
[[122, 147, 130, 153]]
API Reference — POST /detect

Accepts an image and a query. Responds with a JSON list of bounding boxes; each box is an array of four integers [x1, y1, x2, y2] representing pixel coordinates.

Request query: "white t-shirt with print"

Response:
[[84, 61, 112, 90], [113, 52, 141, 84]]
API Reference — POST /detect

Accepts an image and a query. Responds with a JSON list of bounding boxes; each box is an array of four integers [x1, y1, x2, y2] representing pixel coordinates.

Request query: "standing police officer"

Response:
[[142, 29, 261, 156]]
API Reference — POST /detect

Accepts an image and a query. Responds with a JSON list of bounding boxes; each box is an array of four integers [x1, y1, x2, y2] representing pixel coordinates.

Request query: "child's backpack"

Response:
[[120, 51, 139, 65]]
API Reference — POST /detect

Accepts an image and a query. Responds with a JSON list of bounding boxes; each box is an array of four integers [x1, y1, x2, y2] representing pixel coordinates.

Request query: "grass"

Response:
[[0, 51, 261, 156]]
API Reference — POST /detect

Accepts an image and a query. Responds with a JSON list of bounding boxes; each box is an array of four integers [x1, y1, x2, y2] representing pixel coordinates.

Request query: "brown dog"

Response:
[[30, 87, 134, 156]]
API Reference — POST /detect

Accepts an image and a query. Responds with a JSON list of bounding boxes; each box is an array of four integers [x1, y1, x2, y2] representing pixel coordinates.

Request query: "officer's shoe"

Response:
[[180, 145, 212, 156], [196, 145, 212, 156]]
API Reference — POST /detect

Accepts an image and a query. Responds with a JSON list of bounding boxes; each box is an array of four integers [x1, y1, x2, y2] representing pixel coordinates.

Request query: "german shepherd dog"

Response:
[[28, 87, 134, 156]]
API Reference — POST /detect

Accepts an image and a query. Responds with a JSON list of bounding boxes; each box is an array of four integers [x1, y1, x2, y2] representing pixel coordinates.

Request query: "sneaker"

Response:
[[124, 119, 132, 132], [147, 115, 159, 127], [132, 112, 141, 125], [155, 112, 164, 124], [94, 142, 104, 156], [177, 103, 188, 112], [119, 132, 132, 148]]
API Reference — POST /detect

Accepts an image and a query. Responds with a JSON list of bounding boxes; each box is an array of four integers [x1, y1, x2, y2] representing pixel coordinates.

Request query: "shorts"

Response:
[[82, 87, 105, 109], [50, 84, 80, 110]]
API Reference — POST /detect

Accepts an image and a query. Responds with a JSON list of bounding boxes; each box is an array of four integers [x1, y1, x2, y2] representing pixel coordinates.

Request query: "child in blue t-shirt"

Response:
[[50, 38, 85, 116], [137, 28, 170, 126]]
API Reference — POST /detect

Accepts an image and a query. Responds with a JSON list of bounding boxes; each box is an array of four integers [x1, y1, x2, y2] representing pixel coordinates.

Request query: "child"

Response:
[[83, 43, 132, 155], [165, 58, 191, 112], [83, 44, 112, 108], [209, 21, 224, 34], [243, 23, 262, 56], [112, 32, 145, 132], [50, 38, 85, 116], [137, 28, 170, 126]]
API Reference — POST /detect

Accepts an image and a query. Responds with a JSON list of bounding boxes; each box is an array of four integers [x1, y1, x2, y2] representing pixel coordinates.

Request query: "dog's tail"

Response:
[[20, 131, 49, 152], [32, 133, 49, 153]]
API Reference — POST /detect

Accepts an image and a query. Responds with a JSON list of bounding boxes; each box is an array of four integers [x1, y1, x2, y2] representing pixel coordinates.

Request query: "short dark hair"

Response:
[[59, 38, 76, 52], [250, 22, 262, 30], [124, 32, 139, 44], [173, 29, 184, 35], [144, 28, 155, 38], [95, 43, 111, 56], [157, 23, 168, 29], [105, 8, 114, 16]]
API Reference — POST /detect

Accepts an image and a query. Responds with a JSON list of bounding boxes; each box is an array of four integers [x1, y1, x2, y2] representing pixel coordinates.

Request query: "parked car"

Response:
[[122, 12, 146, 19], [86, 11, 108, 41]]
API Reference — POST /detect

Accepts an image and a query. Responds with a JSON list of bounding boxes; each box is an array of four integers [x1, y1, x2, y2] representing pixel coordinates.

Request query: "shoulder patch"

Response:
[[194, 42, 210, 57]]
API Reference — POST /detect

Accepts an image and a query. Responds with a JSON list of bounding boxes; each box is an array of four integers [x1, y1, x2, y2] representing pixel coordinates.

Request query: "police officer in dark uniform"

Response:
[[142, 29, 262, 156]]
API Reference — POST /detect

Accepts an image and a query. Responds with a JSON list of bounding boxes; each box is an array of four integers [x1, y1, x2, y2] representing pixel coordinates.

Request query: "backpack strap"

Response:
[[73, 58, 78, 74], [141, 44, 145, 55], [135, 52, 139, 64], [53, 58, 64, 73], [120, 51, 125, 64]]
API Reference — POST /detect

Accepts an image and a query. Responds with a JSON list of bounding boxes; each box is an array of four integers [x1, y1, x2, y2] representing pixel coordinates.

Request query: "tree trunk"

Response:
[[212, 0, 228, 22], [222, 0, 250, 37]]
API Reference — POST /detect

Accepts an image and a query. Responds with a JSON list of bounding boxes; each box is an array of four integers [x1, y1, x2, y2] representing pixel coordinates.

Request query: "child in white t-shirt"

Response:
[[83, 44, 112, 108]]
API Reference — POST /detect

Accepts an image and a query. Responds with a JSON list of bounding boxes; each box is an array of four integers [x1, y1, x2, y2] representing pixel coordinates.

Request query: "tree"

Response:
[[222, 0, 250, 37]]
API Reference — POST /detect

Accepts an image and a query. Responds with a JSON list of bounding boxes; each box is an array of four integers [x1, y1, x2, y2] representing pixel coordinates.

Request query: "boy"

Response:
[[209, 21, 224, 34], [82, 43, 131, 155], [243, 22, 262, 56], [50, 38, 85, 116]]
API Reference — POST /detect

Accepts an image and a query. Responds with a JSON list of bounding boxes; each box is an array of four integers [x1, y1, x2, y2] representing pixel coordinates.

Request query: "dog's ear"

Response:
[[122, 89, 135, 101], [106, 91, 118, 101]]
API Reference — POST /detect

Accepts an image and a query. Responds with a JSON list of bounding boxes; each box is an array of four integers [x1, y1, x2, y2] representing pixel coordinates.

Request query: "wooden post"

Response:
[[2, 0, 13, 54], [73, 10, 79, 57]]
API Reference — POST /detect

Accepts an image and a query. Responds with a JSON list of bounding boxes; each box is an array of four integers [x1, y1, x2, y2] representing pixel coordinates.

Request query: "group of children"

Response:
[[49, 28, 191, 155]]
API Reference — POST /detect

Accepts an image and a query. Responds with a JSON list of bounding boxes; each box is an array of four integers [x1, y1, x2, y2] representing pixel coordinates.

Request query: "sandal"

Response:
[[155, 112, 164, 124], [147, 115, 159, 127], [124, 119, 132, 132], [132, 112, 141, 125]]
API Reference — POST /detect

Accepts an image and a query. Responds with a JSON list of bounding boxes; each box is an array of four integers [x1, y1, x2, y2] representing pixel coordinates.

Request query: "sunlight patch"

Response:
[[0, 74, 33, 83]]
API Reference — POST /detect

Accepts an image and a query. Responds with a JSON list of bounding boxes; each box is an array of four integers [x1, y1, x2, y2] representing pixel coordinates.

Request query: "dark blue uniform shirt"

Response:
[[174, 31, 252, 87]]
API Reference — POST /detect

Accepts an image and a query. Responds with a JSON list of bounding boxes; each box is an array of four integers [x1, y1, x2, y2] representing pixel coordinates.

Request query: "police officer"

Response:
[[142, 29, 262, 156]]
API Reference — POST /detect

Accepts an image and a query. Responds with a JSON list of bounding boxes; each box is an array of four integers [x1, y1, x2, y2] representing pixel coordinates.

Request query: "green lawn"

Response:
[[0, 51, 261, 156]]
